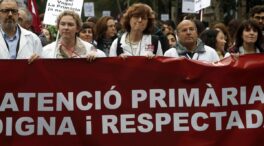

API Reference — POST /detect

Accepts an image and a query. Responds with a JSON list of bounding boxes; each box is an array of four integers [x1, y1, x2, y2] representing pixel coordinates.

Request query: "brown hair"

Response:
[[94, 16, 114, 41], [121, 3, 155, 34], [212, 23, 232, 50]]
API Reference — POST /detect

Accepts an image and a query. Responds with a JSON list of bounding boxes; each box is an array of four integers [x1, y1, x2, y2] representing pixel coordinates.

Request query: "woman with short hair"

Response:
[[41, 10, 106, 61], [109, 3, 163, 58]]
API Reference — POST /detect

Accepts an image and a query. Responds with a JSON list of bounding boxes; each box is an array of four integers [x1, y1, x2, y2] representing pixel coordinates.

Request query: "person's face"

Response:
[[0, 0, 19, 31], [18, 9, 30, 29], [105, 19, 116, 39], [177, 20, 198, 46], [216, 31, 226, 51], [167, 34, 176, 48], [163, 24, 173, 35], [79, 28, 93, 43], [252, 12, 264, 29], [129, 14, 148, 33], [58, 15, 79, 40], [42, 28, 51, 41], [242, 26, 258, 44]]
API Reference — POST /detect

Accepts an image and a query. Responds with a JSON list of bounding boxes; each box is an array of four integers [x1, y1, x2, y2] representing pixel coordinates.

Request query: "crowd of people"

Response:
[[0, 0, 263, 64]]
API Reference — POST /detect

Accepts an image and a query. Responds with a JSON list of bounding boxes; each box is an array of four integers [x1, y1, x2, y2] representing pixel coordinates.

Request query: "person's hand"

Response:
[[86, 51, 97, 62], [28, 53, 39, 64], [119, 53, 128, 60], [230, 53, 240, 61], [146, 51, 155, 59]]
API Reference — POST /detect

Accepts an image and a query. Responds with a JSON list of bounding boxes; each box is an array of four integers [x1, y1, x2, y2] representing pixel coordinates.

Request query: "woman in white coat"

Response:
[[41, 10, 106, 61], [109, 3, 163, 58]]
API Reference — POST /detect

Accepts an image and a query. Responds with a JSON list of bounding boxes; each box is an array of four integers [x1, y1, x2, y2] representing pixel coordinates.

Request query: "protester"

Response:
[[39, 27, 53, 46], [0, 0, 42, 63], [200, 29, 227, 59], [249, 5, 264, 49], [41, 10, 106, 61], [166, 32, 177, 48], [109, 3, 163, 58], [18, 7, 33, 31], [228, 19, 263, 55], [212, 22, 232, 52], [250, 5, 264, 33], [78, 22, 96, 45], [95, 16, 117, 56], [164, 20, 219, 62], [161, 20, 176, 36]]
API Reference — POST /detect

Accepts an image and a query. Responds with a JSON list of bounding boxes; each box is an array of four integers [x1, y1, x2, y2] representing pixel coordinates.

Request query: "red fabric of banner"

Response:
[[0, 55, 264, 146]]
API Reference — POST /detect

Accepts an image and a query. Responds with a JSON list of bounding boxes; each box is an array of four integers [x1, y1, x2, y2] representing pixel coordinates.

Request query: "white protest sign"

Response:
[[182, 0, 196, 13], [161, 14, 169, 21], [182, 0, 211, 13], [102, 11, 111, 16], [201, 0, 211, 9], [84, 2, 95, 17], [43, 0, 84, 26]]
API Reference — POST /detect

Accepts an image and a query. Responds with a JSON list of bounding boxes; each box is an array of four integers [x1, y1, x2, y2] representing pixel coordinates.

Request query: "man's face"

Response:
[[0, 0, 19, 31], [252, 12, 264, 29], [18, 9, 30, 29], [177, 20, 198, 47]]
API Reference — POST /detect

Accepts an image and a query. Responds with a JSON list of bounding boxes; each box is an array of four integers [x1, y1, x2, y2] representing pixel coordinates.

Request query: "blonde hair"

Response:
[[56, 10, 82, 31]]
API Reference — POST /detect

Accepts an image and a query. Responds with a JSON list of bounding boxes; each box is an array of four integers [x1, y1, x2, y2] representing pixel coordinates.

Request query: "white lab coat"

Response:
[[41, 37, 106, 58], [0, 26, 42, 59], [109, 32, 163, 57]]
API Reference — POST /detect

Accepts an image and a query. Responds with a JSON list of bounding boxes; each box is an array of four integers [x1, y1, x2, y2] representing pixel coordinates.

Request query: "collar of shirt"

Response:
[[176, 38, 206, 56], [0, 26, 21, 59]]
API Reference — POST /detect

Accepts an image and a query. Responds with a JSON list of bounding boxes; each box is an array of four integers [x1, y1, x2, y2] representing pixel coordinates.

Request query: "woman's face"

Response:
[[216, 31, 226, 51], [129, 14, 148, 32], [242, 26, 258, 44], [59, 15, 79, 40], [42, 28, 51, 41], [79, 28, 93, 43], [105, 19, 116, 39], [167, 34, 176, 48]]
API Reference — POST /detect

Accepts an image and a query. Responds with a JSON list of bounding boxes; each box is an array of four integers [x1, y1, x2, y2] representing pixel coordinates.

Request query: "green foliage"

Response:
[[46, 25, 58, 40]]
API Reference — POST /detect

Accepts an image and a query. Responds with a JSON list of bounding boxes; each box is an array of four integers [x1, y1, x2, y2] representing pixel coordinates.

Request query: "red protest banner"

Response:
[[0, 55, 264, 146]]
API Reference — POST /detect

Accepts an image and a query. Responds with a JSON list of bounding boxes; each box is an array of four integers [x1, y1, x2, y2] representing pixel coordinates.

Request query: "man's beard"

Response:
[[2, 18, 16, 31]]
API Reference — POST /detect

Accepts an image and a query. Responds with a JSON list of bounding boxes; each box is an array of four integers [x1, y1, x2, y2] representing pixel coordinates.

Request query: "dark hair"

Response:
[[163, 20, 176, 30], [166, 32, 176, 39], [193, 19, 205, 36], [121, 3, 155, 34], [227, 19, 241, 44], [234, 19, 263, 52], [77, 22, 94, 37], [200, 29, 219, 50], [94, 16, 114, 41], [250, 5, 264, 17]]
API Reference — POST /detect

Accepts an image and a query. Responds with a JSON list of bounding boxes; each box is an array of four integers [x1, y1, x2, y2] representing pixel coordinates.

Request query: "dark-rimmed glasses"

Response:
[[0, 9, 18, 14]]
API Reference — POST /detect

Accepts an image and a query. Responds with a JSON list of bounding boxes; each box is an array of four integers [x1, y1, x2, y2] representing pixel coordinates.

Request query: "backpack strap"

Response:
[[116, 36, 124, 56], [151, 35, 159, 55]]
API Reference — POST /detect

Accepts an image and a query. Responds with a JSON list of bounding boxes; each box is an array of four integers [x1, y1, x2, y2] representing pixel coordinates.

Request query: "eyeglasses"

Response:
[[253, 16, 264, 21], [0, 9, 18, 14], [132, 14, 148, 20]]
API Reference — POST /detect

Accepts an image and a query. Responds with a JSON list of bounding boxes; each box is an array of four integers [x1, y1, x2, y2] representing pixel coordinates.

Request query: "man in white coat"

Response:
[[0, 0, 42, 63], [164, 20, 219, 63]]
